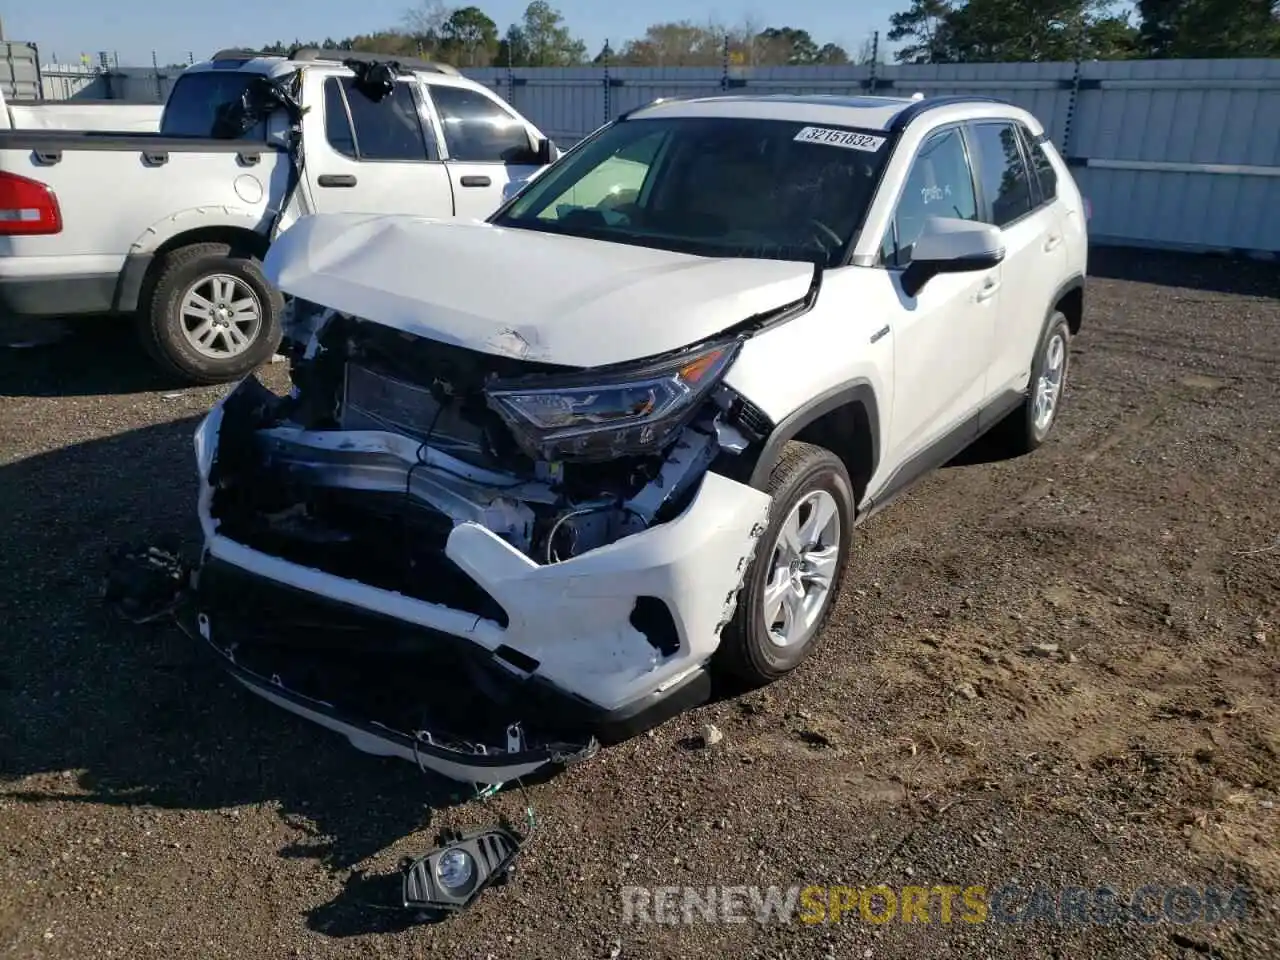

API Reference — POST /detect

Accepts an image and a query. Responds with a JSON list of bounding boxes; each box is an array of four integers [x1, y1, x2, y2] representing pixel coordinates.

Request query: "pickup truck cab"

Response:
[[0, 48, 555, 382]]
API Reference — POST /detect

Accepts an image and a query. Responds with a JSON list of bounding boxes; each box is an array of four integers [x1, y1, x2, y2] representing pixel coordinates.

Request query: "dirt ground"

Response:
[[1, 248, 1277, 960]]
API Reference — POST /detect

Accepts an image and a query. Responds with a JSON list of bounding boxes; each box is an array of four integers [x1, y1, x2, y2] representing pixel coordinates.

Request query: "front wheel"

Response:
[[714, 441, 855, 688], [138, 241, 283, 385]]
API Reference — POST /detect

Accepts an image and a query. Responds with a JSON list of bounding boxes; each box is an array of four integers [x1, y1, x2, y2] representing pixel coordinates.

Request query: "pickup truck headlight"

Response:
[[485, 339, 741, 462]]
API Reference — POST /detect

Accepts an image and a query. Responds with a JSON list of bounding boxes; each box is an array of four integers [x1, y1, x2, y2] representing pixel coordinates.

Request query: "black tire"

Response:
[[137, 241, 283, 385], [714, 441, 855, 688], [991, 310, 1072, 456]]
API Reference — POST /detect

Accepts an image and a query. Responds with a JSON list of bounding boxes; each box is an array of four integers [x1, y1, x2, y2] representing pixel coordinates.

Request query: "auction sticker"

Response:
[[794, 126, 886, 152]]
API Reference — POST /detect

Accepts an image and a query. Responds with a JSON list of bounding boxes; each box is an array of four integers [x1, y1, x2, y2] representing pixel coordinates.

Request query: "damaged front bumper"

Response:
[[193, 387, 772, 782]]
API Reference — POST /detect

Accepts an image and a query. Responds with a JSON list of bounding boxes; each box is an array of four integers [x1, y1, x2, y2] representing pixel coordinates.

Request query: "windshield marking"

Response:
[[793, 126, 887, 152]]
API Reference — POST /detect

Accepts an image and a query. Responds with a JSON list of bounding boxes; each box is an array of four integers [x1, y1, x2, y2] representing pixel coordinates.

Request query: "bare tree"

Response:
[[403, 0, 452, 56]]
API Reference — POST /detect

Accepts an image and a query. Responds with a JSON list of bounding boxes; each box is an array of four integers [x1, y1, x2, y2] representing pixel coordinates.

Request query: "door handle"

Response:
[[1044, 234, 1063, 252], [975, 277, 1001, 302], [459, 175, 492, 188], [316, 174, 357, 188]]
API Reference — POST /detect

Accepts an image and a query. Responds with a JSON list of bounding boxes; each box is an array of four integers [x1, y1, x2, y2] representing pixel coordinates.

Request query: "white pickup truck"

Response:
[[0, 48, 555, 382]]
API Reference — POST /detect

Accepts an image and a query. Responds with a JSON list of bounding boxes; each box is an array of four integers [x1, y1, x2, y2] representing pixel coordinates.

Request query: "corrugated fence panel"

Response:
[[22, 54, 1280, 253], [1071, 58, 1280, 253]]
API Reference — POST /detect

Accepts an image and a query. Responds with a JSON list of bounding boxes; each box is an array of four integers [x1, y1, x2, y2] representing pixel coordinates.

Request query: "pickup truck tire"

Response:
[[714, 441, 854, 688], [138, 242, 283, 385], [992, 311, 1072, 456]]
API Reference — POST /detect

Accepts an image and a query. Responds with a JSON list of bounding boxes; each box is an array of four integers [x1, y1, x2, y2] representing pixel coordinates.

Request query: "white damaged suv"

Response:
[[191, 93, 1087, 783]]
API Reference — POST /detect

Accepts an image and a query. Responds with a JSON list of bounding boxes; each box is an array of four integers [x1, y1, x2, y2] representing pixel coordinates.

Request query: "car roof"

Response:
[[186, 49, 470, 84], [626, 93, 1029, 134]]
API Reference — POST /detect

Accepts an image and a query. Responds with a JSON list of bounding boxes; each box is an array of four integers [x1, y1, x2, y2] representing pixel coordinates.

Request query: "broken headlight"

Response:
[[485, 339, 741, 461]]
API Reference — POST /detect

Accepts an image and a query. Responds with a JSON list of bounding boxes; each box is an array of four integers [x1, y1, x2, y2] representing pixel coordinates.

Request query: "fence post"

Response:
[[869, 31, 879, 92], [1062, 26, 1085, 155], [721, 34, 729, 92], [505, 44, 514, 104], [98, 50, 113, 99], [602, 40, 611, 124], [152, 50, 163, 102]]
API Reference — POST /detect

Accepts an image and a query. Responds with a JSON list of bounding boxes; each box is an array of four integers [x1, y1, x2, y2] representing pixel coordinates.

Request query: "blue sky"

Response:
[[7, 0, 903, 67]]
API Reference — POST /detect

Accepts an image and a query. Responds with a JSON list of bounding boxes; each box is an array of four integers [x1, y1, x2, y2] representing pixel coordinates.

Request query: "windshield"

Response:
[[160, 70, 267, 139], [492, 115, 891, 267]]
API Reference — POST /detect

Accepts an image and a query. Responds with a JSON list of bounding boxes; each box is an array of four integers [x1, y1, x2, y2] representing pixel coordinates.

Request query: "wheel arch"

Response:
[[1052, 273, 1085, 335], [746, 380, 880, 508], [115, 214, 271, 314]]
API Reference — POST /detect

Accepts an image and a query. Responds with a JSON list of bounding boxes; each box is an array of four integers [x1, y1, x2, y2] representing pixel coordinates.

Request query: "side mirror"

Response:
[[534, 137, 557, 166], [900, 217, 1005, 298]]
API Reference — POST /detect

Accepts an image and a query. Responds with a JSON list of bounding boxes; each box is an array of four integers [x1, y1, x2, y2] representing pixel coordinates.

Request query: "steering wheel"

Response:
[[808, 218, 844, 251]]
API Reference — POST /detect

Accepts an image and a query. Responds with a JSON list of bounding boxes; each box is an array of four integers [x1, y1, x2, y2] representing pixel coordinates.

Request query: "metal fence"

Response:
[[14, 50, 1280, 256]]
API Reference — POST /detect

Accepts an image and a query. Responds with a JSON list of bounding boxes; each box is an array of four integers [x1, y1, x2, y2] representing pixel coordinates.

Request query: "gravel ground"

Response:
[[1, 248, 1278, 959]]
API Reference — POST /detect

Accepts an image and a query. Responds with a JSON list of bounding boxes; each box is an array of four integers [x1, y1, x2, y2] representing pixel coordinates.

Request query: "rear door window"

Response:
[[1018, 125, 1059, 207], [969, 121, 1035, 228], [323, 77, 432, 162], [161, 71, 267, 139]]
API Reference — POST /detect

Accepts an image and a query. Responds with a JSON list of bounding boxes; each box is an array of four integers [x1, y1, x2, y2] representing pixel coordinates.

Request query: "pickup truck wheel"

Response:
[[714, 441, 854, 688], [139, 242, 283, 385], [992, 311, 1072, 455]]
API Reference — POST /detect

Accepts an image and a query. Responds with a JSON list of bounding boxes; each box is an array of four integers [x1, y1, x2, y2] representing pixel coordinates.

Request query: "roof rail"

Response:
[[287, 47, 461, 75], [888, 95, 1011, 131], [210, 48, 282, 61]]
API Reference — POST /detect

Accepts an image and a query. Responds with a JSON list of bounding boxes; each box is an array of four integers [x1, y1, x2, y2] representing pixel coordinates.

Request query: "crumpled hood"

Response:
[[264, 213, 816, 367]]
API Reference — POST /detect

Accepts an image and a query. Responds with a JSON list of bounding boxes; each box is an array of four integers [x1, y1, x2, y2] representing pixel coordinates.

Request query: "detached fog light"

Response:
[[434, 848, 476, 893], [402, 826, 523, 915]]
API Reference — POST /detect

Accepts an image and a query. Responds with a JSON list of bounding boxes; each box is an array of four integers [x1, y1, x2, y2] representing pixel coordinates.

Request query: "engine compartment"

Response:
[[206, 306, 773, 625]]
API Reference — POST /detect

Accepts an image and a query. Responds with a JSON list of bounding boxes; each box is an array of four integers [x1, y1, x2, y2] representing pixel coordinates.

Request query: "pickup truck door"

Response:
[[420, 82, 545, 221], [302, 73, 455, 218]]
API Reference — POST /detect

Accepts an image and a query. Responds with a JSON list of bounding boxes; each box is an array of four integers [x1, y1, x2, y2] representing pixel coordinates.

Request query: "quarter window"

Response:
[[970, 122, 1034, 228], [428, 85, 535, 163], [322, 77, 430, 162], [881, 126, 979, 268], [1020, 125, 1059, 205]]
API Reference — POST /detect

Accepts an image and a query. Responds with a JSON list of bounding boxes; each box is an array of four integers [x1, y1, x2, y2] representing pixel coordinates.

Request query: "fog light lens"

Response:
[[435, 848, 475, 891]]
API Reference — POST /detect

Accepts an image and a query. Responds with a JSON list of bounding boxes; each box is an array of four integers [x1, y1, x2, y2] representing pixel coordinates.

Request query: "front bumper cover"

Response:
[[192, 391, 772, 780]]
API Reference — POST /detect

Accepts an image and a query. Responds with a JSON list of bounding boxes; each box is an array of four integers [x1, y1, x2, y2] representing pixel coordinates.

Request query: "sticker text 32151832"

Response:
[[793, 126, 887, 153]]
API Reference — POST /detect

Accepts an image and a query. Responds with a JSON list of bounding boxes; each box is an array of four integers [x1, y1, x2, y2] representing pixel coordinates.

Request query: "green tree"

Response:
[[819, 42, 853, 64], [755, 27, 821, 64], [887, 0, 954, 63], [889, 0, 1140, 62], [517, 1, 587, 66], [618, 21, 723, 65], [442, 5, 499, 65], [1137, 0, 1280, 56]]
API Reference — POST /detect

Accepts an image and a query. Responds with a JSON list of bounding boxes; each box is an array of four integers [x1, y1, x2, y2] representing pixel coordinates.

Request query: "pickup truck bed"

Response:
[[1, 97, 163, 133], [0, 129, 285, 316]]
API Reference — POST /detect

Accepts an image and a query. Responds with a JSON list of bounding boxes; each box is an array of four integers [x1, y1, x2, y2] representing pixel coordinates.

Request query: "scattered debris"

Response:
[[699, 724, 724, 748], [953, 681, 979, 701], [1029, 642, 1061, 657]]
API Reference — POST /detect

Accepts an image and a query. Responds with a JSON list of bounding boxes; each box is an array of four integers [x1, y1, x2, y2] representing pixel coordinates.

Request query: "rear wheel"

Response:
[[138, 242, 282, 385], [991, 311, 1071, 455], [715, 441, 855, 688]]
